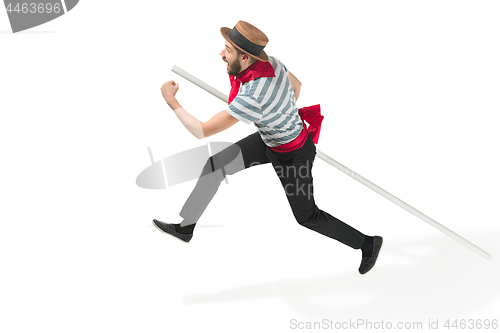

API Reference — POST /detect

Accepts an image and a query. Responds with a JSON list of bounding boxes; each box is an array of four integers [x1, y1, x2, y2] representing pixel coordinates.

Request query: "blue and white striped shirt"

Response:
[[227, 56, 304, 147]]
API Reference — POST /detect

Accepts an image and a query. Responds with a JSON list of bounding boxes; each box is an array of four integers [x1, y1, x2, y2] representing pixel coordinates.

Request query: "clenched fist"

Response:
[[161, 80, 179, 103]]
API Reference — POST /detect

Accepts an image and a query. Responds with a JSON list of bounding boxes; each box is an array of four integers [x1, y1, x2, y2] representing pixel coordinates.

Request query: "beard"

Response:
[[223, 57, 242, 76]]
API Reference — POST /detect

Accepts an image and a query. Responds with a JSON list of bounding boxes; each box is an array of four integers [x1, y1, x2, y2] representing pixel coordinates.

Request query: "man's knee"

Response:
[[200, 156, 217, 176], [213, 146, 245, 176], [294, 211, 315, 226], [293, 205, 322, 226]]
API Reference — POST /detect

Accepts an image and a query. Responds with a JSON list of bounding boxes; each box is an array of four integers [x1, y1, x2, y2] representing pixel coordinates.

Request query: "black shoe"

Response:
[[358, 236, 383, 275], [152, 219, 193, 243]]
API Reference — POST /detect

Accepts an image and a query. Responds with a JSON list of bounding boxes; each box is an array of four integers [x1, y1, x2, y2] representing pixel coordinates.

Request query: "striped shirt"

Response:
[[227, 56, 304, 147]]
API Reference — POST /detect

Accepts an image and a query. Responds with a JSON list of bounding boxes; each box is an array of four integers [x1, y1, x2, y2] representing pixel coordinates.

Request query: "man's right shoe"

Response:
[[358, 236, 383, 275], [152, 219, 193, 242]]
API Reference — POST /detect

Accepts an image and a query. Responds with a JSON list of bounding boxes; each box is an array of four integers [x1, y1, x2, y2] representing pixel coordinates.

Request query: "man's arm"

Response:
[[288, 72, 302, 101], [161, 81, 238, 139], [201, 109, 239, 137]]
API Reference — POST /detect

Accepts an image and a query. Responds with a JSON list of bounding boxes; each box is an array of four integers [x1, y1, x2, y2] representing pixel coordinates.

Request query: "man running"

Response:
[[154, 20, 383, 274]]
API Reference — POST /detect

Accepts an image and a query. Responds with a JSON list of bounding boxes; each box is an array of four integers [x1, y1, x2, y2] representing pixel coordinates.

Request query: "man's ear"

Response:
[[242, 54, 257, 66]]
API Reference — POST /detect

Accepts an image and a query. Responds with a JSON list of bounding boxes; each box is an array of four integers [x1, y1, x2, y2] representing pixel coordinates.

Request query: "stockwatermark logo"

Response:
[[136, 142, 313, 199], [136, 143, 241, 190], [3, 0, 79, 33], [137, 142, 315, 228]]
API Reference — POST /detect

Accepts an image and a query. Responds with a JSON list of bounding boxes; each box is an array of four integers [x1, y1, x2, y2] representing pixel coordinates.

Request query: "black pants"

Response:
[[180, 132, 366, 249]]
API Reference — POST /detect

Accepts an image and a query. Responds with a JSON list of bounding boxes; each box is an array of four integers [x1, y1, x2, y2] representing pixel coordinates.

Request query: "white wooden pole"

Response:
[[316, 151, 491, 260], [172, 66, 229, 103], [171, 65, 492, 260]]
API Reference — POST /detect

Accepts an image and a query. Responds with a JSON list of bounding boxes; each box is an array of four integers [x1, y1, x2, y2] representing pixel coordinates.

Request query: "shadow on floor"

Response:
[[182, 228, 497, 320]]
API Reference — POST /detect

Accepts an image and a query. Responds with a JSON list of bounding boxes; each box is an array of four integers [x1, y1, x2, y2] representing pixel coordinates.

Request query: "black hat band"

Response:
[[228, 27, 265, 56]]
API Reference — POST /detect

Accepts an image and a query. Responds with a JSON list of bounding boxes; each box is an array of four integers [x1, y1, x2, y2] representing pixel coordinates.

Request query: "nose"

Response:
[[220, 48, 226, 57]]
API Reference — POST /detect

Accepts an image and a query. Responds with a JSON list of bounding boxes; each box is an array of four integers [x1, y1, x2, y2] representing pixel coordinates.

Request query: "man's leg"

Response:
[[267, 134, 383, 273], [153, 132, 270, 240], [267, 134, 367, 249]]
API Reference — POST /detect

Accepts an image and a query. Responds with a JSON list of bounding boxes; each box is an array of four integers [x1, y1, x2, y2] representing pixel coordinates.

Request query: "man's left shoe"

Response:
[[152, 219, 193, 242], [358, 236, 383, 275]]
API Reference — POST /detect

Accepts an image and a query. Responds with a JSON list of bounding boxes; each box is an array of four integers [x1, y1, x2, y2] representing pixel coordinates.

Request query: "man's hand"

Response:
[[161, 80, 179, 102], [161, 81, 181, 109]]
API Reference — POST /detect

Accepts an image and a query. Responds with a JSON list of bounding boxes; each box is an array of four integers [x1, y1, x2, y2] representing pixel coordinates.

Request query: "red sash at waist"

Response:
[[270, 124, 308, 153], [269, 104, 323, 153]]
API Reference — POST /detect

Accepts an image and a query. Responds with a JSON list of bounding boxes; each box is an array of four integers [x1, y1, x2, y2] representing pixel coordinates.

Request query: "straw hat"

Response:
[[220, 21, 269, 62]]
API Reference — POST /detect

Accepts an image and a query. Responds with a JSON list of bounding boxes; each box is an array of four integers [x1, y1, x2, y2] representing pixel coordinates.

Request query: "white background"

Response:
[[1, 1, 499, 332]]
